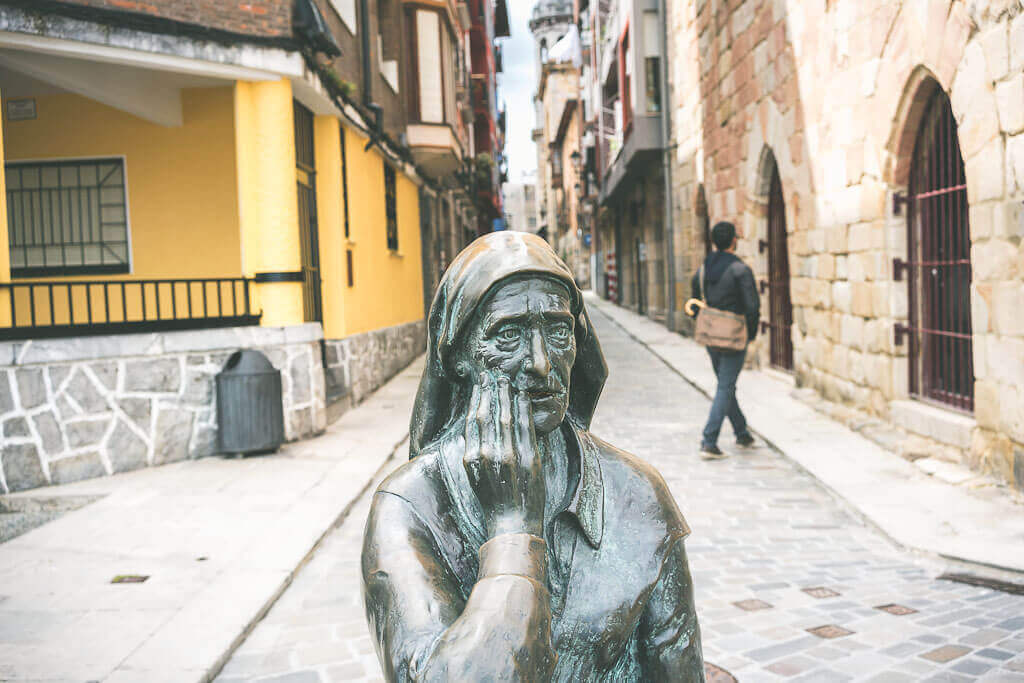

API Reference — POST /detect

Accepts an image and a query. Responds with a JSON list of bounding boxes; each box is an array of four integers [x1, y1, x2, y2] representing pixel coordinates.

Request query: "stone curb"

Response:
[[585, 294, 1024, 576]]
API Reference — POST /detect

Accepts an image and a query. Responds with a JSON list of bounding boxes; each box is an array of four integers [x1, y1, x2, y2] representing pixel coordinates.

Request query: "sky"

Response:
[[498, 0, 538, 184]]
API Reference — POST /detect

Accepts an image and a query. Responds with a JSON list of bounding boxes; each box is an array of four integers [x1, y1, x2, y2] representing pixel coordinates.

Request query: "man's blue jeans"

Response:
[[701, 347, 751, 448]]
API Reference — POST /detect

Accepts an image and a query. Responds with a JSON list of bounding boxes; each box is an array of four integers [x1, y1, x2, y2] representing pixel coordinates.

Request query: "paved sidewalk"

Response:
[[587, 294, 1024, 574], [219, 304, 1024, 682], [0, 356, 423, 683]]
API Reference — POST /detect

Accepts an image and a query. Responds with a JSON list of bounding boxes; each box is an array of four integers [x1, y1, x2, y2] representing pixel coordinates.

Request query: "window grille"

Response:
[[385, 165, 398, 250], [294, 101, 323, 324], [6, 159, 130, 277], [901, 89, 973, 412], [765, 163, 794, 371]]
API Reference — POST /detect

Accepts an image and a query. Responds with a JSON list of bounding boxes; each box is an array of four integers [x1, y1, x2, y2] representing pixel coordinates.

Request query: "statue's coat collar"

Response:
[[566, 425, 604, 549]]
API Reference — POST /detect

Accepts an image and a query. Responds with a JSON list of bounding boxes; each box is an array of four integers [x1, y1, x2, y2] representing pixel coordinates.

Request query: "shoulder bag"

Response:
[[692, 264, 748, 351]]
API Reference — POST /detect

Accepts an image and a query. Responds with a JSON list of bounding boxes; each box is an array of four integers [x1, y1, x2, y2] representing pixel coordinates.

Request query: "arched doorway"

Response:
[[765, 158, 793, 370], [905, 89, 973, 411]]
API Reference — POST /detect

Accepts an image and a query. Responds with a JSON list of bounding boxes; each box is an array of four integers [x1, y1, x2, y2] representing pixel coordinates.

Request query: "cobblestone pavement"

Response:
[[216, 307, 1024, 682]]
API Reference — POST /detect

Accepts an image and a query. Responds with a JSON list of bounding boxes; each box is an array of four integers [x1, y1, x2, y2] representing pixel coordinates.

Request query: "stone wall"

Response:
[[599, 162, 668, 322], [0, 324, 326, 493], [664, 0, 1024, 488], [324, 319, 426, 408]]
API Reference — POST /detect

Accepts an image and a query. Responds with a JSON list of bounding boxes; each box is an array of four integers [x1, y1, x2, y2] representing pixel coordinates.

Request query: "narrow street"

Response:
[[216, 306, 1024, 683]]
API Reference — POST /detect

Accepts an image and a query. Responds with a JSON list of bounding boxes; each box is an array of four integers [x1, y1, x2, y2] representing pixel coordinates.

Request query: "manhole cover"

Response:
[[938, 572, 1024, 596], [705, 662, 737, 682], [733, 598, 773, 611], [802, 586, 840, 599]]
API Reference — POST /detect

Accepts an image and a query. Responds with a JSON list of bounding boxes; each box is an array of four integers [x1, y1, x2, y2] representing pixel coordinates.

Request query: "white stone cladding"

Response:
[[323, 319, 427, 408], [0, 324, 327, 493], [663, 0, 1024, 488]]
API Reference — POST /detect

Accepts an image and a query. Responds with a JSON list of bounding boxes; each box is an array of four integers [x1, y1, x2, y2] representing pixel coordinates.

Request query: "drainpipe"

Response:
[[358, 0, 385, 151], [359, 0, 373, 108], [658, 0, 677, 331]]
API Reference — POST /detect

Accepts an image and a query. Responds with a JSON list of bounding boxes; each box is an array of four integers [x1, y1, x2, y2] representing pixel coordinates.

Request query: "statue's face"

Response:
[[462, 277, 576, 435]]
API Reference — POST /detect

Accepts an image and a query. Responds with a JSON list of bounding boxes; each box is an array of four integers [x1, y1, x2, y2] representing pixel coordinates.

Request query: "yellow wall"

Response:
[[340, 124, 424, 337], [2, 87, 247, 327], [1, 79, 423, 337], [3, 88, 242, 280], [234, 79, 304, 327], [0, 86, 9, 326], [313, 115, 346, 339]]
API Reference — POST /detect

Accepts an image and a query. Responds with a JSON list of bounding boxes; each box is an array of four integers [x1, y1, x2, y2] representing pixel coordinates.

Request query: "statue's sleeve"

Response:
[[638, 534, 706, 682], [362, 490, 556, 682]]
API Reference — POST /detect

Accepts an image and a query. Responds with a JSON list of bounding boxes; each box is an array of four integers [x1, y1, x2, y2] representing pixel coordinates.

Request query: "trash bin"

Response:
[[216, 349, 285, 454]]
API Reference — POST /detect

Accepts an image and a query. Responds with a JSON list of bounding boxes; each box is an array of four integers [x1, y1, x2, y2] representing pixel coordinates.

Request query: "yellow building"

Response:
[[0, 12, 429, 491]]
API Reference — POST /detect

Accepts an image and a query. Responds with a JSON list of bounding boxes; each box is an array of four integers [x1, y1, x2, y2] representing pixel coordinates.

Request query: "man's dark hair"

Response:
[[711, 222, 737, 251]]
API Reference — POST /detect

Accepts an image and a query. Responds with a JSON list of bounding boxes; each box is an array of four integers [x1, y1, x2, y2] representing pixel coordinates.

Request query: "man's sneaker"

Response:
[[700, 444, 726, 460], [736, 433, 756, 448]]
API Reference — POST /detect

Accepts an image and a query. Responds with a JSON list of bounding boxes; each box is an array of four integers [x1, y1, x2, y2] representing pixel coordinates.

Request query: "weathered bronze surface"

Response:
[[361, 232, 705, 681]]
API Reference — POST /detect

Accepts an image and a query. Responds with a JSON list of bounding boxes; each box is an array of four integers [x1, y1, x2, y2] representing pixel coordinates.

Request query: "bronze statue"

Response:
[[361, 232, 705, 681]]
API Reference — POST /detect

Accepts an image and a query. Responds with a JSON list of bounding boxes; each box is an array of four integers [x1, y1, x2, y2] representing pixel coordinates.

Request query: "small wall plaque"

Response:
[[7, 98, 36, 121]]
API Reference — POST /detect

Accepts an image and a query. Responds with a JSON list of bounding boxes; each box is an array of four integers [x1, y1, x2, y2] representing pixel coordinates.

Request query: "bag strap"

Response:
[[698, 264, 706, 304]]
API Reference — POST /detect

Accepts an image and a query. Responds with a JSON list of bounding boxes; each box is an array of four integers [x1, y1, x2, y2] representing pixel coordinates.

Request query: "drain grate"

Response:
[[938, 573, 1024, 596], [802, 586, 841, 599]]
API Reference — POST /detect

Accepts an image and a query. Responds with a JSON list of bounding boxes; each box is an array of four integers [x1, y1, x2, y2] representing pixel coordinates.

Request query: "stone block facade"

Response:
[[662, 0, 1024, 489], [0, 324, 326, 493], [324, 319, 426, 408], [594, 162, 669, 323]]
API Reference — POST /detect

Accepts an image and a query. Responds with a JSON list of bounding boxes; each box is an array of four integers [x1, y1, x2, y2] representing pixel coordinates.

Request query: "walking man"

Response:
[[691, 222, 760, 460]]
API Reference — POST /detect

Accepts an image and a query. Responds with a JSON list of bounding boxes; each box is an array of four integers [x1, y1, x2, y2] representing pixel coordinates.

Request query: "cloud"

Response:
[[497, 0, 538, 182]]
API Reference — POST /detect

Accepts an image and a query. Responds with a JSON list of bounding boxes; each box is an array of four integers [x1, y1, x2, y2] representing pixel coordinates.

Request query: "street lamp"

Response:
[[570, 150, 582, 176]]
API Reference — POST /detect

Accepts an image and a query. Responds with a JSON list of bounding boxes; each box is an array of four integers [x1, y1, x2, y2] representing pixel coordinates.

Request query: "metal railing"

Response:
[[0, 277, 261, 340]]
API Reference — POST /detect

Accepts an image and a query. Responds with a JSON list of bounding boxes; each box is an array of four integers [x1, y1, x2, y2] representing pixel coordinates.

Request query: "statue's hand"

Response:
[[464, 372, 545, 538]]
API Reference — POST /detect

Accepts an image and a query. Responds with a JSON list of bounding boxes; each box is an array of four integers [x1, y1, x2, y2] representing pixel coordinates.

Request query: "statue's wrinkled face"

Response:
[[461, 276, 576, 435]]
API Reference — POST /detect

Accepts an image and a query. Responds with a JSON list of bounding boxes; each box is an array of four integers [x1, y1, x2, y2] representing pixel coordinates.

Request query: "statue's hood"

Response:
[[409, 231, 607, 458]]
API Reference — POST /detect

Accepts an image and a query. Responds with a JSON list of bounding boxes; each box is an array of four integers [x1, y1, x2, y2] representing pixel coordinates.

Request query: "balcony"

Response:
[[406, 123, 465, 177]]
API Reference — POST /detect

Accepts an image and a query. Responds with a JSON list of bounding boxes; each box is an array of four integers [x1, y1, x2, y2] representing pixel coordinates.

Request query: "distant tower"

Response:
[[528, 0, 574, 79]]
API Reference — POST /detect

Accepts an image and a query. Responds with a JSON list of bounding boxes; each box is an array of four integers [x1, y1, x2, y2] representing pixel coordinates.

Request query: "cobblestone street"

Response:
[[217, 307, 1024, 683]]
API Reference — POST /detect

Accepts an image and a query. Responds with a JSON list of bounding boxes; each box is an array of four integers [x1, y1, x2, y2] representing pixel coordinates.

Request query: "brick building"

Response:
[[658, 0, 1024, 488]]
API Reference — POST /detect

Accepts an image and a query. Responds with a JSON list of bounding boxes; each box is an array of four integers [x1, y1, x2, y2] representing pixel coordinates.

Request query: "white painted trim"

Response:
[[0, 50, 184, 127], [0, 30, 300, 81]]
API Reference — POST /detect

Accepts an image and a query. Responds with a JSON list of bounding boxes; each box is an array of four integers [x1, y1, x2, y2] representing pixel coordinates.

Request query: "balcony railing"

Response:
[[0, 277, 261, 341]]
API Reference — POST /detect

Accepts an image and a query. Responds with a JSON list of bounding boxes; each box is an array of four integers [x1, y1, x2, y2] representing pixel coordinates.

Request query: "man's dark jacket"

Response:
[[691, 252, 760, 342]]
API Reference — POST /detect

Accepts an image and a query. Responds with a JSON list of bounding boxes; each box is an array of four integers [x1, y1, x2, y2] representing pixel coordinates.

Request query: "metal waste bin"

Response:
[[216, 349, 285, 454]]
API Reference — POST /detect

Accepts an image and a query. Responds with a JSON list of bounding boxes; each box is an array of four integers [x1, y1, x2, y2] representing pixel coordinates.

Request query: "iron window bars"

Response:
[[385, 164, 398, 251], [6, 158, 130, 277], [895, 89, 973, 413]]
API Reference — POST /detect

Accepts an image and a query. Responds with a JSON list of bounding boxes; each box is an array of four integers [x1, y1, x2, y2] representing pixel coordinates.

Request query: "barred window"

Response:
[[6, 158, 130, 277], [384, 164, 398, 251]]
